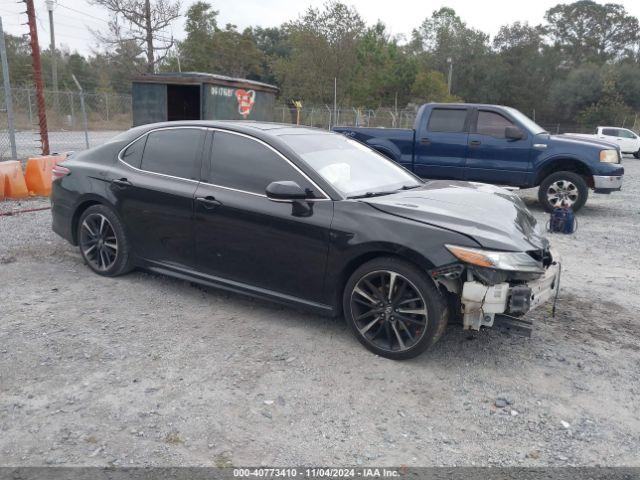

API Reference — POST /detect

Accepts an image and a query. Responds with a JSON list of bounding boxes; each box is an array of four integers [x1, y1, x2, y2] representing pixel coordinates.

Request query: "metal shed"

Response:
[[131, 72, 279, 126]]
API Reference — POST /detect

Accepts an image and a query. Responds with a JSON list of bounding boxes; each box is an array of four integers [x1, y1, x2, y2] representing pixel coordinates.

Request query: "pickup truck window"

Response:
[[504, 107, 546, 134], [619, 129, 637, 139], [476, 111, 515, 138], [427, 109, 467, 133], [602, 128, 619, 137]]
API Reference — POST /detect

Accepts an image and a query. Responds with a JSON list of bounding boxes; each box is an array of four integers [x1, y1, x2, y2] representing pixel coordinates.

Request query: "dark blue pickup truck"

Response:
[[334, 103, 624, 211]]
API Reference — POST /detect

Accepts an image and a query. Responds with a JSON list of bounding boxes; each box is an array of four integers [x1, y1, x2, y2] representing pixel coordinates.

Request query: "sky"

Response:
[[1, 0, 640, 56]]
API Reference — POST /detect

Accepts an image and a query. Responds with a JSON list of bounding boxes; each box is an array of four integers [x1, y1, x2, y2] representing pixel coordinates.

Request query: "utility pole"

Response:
[[0, 17, 18, 159], [46, 0, 59, 115], [446, 57, 453, 96], [24, 0, 50, 155]]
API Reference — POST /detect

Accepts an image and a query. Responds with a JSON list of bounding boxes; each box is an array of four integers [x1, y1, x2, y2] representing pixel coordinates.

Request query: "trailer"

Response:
[[131, 72, 279, 126]]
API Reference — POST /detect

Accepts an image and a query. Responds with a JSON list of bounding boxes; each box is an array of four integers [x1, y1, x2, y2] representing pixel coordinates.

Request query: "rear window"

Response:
[[120, 136, 147, 169], [140, 128, 204, 180], [602, 128, 619, 137], [427, 109, 468, 133]]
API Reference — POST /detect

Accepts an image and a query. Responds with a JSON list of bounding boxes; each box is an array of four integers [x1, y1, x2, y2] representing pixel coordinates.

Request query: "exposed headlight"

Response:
[[600, 149, 619, 163], [445, 245, 543, 273]]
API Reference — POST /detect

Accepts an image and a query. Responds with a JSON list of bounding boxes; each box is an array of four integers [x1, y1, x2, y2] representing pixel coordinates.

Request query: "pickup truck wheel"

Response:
[[634, 150, 640, 159], [343, 257, 448, 360], [538, 171, 588, 213]]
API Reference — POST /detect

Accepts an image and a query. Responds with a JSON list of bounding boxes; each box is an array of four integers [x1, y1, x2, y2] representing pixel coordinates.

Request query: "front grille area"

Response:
[[527, 248, 552, 268]]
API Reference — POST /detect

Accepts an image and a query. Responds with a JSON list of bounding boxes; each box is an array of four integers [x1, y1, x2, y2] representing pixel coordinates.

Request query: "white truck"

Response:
[[568, 126, 640, 158]]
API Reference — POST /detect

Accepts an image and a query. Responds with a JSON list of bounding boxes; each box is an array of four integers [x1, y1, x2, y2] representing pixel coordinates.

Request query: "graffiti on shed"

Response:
[[131, 72, 279, 126]]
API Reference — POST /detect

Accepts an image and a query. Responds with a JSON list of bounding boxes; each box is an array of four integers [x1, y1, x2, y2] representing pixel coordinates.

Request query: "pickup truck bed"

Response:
[[339, 127, 416, 169]]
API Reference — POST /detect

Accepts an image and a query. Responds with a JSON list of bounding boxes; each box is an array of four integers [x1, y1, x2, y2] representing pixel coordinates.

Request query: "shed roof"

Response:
[[132, 72, 279, 93]]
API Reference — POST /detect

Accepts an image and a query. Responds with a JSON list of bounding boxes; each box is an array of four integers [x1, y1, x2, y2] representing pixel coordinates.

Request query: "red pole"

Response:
[[24, 0, 50, 155]]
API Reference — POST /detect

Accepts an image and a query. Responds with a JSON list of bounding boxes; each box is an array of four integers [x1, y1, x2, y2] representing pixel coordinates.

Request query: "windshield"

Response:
[[278, 133, 422, 198], [505, 107, 547, 134]]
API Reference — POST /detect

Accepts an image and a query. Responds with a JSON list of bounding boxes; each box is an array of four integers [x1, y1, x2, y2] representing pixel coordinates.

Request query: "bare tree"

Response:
[[91, 0, 181, 73]]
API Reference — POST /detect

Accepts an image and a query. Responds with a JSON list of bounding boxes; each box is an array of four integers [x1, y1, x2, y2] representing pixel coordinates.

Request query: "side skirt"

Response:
[[142, 260, 336, 317]]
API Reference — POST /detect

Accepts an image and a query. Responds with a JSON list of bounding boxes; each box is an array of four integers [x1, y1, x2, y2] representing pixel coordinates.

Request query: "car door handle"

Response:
[[419, 137, 431, 145], [196, 196, 222, 209], [469, 140, 481, 146], [111, 177, 132, 188]]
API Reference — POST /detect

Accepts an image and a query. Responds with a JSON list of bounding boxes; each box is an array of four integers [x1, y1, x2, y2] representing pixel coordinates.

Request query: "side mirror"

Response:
[[505, 126, 525, 140], [266, 181, 308, 201]]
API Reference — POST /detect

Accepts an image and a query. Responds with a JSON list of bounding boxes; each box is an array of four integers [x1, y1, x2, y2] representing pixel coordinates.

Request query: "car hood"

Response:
[[363, 181, 549, 252], [548, 133, 619, 151]]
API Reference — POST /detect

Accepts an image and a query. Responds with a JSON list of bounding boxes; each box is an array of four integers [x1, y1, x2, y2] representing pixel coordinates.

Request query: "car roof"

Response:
[[131, 120, 328, 136], [426, 102, 510, 109], [111, 120, 340, 195]]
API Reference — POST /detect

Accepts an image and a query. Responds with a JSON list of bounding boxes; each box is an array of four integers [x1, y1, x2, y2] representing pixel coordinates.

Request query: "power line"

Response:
[[55, 2, 110, 24], [54, 2, 174, 43]]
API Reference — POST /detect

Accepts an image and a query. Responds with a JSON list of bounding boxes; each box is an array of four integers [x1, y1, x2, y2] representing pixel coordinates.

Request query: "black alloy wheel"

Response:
[[80, 213, 118, 271], [350, 270, 428, 352], [344, 257, 448, 360], [77, 205, 133, 277]]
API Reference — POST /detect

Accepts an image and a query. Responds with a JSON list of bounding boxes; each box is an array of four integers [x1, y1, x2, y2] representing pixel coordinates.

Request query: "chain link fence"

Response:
[[1, 88, 131, 161], [275, 106, 417, 129], [2, 91, 638, 160]]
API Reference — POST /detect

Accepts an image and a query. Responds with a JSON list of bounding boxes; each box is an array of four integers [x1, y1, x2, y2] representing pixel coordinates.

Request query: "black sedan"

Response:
[[51, 121, 560, 360]]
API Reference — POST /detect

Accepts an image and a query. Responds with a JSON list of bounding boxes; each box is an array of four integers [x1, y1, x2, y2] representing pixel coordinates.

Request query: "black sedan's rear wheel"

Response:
[[78, 205, 133, 277], [343, 257, 448, 360]]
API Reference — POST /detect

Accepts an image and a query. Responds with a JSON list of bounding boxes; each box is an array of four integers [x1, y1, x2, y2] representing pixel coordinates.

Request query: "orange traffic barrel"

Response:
[[24, 153, 68, 197], [0, 160, 29, 199]]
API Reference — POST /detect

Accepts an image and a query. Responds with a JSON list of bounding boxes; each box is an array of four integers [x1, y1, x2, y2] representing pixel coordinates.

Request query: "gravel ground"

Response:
[[1, 159, 639, 467]]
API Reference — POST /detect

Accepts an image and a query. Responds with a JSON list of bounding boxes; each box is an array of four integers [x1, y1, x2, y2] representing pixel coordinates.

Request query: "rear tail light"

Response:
[[52, 164, 70, 181]]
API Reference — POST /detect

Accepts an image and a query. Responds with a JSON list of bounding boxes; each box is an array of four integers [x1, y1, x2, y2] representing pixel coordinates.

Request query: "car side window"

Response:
[[140, 128, 204, 180], [209, 131, 317, 197], [602, 128, 618, 137], [427, 109, 467, 133], [476, 111, 516, 138], [620, 129, 637, 139], [121, 135, 147, 169]]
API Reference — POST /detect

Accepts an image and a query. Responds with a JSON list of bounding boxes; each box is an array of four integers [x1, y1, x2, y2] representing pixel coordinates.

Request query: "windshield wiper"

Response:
[[347, 191, 397, 199], [347, 184, 421, 199]]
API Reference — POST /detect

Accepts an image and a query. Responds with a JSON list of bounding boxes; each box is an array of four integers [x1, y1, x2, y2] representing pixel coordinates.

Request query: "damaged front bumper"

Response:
[[460, 250, 561, 331]]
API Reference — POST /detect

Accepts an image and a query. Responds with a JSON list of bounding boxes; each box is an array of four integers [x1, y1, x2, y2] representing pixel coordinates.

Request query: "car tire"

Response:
[[77, 204, 133, 277], [634, 150, 640, 159], [538, 171, 588, 213], [343, 257, 448, 360]]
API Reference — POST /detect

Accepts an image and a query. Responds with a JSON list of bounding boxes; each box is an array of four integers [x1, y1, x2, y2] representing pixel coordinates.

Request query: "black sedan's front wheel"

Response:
[[343, 257, 448, 360], [78, 205, 133, 277]]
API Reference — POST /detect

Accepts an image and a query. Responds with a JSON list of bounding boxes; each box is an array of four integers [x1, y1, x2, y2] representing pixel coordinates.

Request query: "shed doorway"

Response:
[[167, 84, 201, 121]]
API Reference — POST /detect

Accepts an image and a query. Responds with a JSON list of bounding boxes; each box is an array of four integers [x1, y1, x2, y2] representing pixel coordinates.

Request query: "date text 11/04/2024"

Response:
[[233, 468, 404, 477]]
